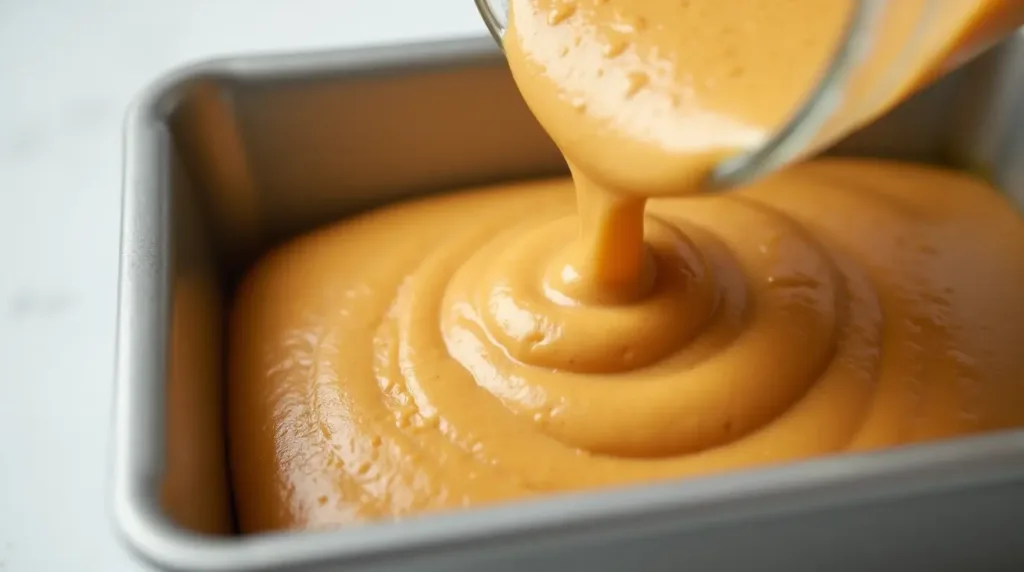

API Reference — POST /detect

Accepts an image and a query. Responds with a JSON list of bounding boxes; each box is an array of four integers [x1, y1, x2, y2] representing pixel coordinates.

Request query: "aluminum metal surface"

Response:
[[114, 33, 1024, 572]]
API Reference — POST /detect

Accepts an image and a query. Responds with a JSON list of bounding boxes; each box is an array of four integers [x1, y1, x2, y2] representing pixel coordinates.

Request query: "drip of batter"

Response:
[[227, 0, 1024, 533]]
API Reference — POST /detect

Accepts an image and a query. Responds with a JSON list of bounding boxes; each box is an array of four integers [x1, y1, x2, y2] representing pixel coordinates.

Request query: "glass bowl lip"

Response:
[[471, 0, 894, 191]]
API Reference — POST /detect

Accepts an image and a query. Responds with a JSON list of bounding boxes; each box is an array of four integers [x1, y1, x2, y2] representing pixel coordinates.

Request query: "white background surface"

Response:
[[0, 1, 485, 569]]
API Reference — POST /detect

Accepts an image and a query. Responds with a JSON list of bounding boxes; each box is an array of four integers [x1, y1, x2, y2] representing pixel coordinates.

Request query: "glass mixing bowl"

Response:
[[475, 0, 1024, 191]]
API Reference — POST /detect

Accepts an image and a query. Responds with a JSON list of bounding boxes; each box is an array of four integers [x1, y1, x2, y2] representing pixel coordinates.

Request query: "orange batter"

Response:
[[227, 0, 1024, 533]]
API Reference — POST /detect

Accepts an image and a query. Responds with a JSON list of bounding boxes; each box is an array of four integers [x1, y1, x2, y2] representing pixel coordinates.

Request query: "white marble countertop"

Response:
[[0, 2, 484, 569]]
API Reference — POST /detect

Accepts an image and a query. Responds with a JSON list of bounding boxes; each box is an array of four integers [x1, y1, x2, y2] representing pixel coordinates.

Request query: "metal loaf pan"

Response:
[[113, 32, 1024, 572]]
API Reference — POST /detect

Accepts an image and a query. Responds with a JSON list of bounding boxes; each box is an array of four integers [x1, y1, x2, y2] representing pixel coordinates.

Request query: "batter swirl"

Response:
[[229, 160, 1024, 532]]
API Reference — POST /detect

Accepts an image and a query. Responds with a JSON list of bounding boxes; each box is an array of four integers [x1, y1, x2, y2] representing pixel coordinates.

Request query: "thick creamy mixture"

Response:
[[228, 0, 1024, 533]]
